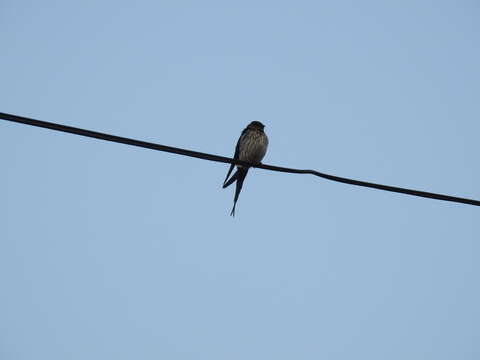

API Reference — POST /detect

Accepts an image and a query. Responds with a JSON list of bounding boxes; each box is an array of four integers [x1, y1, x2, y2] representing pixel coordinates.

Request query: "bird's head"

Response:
[[248, 121, 265, 130]]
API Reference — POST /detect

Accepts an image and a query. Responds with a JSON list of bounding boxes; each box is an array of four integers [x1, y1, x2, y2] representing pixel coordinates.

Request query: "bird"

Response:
[[223, 121, 269, 216]]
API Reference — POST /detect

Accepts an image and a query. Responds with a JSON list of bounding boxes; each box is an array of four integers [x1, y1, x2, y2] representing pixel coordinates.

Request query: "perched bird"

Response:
[[223, 121, 269, 216]]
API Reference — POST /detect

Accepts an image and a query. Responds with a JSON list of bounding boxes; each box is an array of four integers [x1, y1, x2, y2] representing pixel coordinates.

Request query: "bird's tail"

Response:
[[223, 170, 237, 189], [230, 168, 249, 217]]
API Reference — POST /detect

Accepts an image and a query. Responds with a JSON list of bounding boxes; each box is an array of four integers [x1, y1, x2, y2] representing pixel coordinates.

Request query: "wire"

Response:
[[1, 111, 479, 207]]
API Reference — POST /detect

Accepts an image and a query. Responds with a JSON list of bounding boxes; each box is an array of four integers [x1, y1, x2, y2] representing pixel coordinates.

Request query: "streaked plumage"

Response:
[[223, 121, 268, 216]]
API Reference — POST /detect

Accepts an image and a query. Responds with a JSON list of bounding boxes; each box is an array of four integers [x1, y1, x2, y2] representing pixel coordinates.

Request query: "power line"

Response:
[[1, 111, 479, 207]]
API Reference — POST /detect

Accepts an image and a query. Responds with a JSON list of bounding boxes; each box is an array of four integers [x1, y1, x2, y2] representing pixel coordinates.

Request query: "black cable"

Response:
[[1, 111, 479, 207]]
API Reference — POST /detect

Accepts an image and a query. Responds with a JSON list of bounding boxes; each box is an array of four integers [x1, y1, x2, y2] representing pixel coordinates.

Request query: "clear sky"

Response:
[[1, 1, 479, 359]]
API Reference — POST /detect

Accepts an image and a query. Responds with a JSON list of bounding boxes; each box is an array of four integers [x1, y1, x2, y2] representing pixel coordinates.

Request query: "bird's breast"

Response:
[[238, 131, 268, 164]]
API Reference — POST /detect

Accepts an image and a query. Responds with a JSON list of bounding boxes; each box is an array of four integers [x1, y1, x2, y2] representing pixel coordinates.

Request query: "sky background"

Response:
[[1, 1, 479, 359]]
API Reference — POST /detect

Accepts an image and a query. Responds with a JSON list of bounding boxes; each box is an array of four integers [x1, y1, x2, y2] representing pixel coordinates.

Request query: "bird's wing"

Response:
[[223, 128, 247, 186]]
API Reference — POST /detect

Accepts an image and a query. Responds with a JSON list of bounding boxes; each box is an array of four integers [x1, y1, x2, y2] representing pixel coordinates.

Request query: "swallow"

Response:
[[223, 121, 269, 216]]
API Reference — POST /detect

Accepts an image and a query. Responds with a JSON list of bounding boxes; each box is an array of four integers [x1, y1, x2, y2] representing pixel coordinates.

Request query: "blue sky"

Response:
[[1, 1, 479, 359]]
